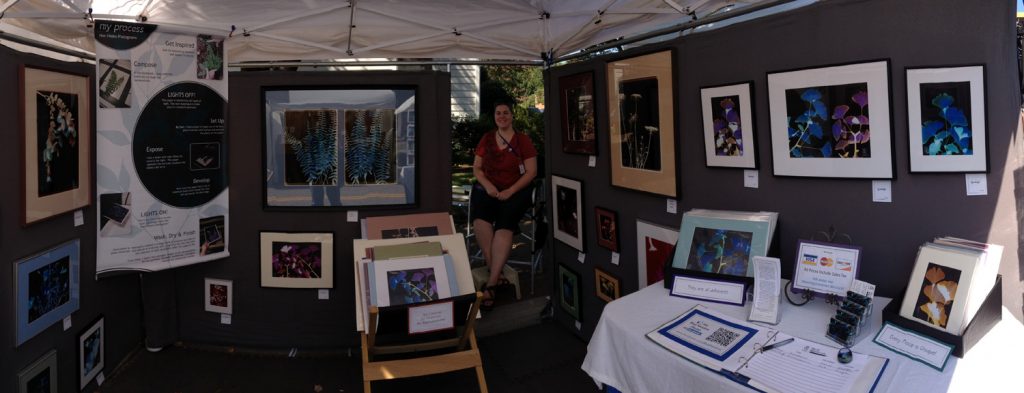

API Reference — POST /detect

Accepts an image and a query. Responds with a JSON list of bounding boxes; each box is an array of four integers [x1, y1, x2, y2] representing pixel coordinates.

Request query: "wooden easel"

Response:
[[360, 292, 488, 393]]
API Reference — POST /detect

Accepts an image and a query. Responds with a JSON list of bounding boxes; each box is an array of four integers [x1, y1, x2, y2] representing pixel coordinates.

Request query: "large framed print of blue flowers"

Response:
[[766, 60, 894, 178], [700, 82, 757, 169], [606, 50, 677, 197], [906, 65, 987, 173], [15, 239, 80, 346], [263, 88, 416, 209]]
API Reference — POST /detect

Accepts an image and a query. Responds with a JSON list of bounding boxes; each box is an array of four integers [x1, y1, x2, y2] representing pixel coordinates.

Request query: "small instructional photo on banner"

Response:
[[189, 142, 221, 171], [196, 35, 224, 80], [98, 58, 131, 108], [199, 215, 225, 256], [99, 192, 132, 237]]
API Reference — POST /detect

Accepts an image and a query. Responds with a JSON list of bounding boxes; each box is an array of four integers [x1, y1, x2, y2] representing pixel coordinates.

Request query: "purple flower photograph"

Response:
[[271, 241, 322, 279]]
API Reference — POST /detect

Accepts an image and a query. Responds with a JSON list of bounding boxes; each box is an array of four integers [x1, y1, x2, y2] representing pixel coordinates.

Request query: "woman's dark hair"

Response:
[[492, 99, 516, 113]]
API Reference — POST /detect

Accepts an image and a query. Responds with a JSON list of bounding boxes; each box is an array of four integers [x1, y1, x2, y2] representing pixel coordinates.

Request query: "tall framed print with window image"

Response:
[[607, 50, 677, 197]]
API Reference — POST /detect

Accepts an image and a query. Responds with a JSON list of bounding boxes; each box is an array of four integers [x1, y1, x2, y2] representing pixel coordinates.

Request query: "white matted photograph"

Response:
[[551, 175, 584, 251], [204, 278, 233, 314], [700, 81, 757, 169], [906, 65, 987, 173]]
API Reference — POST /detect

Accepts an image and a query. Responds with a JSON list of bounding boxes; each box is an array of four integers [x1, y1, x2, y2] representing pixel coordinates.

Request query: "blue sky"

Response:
[[1019, 0, 1023, 12]]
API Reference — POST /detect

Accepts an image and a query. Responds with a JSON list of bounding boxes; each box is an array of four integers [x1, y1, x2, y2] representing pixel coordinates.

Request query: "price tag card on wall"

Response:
[[588, 155, 596, 167], [347, 211, 359, 222], [318, 289, 330, 300], [965, 173, 987, 196], [871, 180, 892, 203], [611, 252, 620, 265], [74, 210, 84, 227], [666, 199, 677, 214], [743, 170, 759, 188]]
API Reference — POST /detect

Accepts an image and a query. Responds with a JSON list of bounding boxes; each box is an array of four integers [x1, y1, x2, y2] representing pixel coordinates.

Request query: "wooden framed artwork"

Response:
[[260, 232, 335, 288], [21, 65, 92, 226], [594, 206, 619, 252], [606, 50, 677, 197], [77, 315, 104, 390], [551, 175, 584, 251], [558, 263, 582, 320], [559, 71, 597, 155], [635, 219, 679, 290], [700, 81, 757, 169], [204, 278, 233, 314], [262, 87, 417, 209], [766, 60, 893, 178], [594, 268, 620, 302], [906, 65, 987, 173], [15, 239, 80, 346], [17, 349, 58, 393]]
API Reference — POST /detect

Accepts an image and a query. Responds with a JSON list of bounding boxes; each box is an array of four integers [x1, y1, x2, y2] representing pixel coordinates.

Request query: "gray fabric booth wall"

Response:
[[543, 0, 1023, 340]]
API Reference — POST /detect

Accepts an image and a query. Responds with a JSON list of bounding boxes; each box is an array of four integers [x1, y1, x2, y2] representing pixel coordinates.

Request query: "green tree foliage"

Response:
[[482, 65, 544, 108]]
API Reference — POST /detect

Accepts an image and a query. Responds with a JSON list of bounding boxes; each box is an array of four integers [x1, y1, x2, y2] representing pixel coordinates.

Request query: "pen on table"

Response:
[[760, 337, 795, 353]]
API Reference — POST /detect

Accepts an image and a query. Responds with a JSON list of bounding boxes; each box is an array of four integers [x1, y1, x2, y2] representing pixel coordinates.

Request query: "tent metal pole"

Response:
[[230, 59, 540, 68], [345, 0, 356, 55], [550, 0, 620, 56], [555, 0, 797, 63], [56, 0, 84, 15], [0, 30, 94, 59]]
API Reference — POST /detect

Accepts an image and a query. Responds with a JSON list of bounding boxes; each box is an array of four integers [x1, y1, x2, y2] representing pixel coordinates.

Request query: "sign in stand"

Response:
[[94, 21, 229, 274]]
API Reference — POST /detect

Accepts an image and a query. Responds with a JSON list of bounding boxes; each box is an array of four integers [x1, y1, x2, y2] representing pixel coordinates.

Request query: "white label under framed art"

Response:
[[906, 65, 987, 173], [767, 60, 893, 178]]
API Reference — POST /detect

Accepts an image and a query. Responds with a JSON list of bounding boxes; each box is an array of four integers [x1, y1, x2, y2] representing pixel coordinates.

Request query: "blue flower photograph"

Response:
[[919, 81, 973, 156], [785, 82, 870, 159], [387, 268, 439, 306], [685, 227, 753, 276], [711, 95, 743, 156], [27, 256, 71, 323]]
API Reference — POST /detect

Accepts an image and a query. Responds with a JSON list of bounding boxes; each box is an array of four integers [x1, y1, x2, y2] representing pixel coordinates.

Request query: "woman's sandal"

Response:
[[479, 285, 497, 311]]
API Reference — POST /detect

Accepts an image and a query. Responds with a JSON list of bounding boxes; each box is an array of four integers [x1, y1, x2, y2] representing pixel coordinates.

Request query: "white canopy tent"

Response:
[[0, 0, 808, 64]]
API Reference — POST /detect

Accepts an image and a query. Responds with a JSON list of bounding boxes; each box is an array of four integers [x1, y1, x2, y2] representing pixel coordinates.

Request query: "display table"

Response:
[[581, 282, 1024, 393]]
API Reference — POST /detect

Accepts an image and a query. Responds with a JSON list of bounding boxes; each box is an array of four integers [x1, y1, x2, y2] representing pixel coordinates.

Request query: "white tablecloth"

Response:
[[581, 282, 1024, 393]]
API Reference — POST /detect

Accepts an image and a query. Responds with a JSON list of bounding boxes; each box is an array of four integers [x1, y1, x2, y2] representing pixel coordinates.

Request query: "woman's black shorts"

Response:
[[469, 182, 534, 232]]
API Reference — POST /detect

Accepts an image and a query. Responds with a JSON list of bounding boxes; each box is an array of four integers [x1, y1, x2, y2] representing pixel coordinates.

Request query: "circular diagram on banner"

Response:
[[133, 82, 226, 208]]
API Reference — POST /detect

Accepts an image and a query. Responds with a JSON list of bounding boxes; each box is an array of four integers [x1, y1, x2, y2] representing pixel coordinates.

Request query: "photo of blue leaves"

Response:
[[284, 110, 338, 186], [785, 82, 870, 159], [344, 109, 396, 185], [386, 268, 438, 306], [27, 256, 70, 323], [685, 227, 753, 276], [919, 81, 973, 156]]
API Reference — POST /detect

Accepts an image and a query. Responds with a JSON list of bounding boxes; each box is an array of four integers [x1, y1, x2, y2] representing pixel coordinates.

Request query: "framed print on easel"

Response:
[[766, 60, 893, 179], [21, 65, 92, 226], [700, 82, 757, 169], [559, 71, 597, 155], [551, 175, 584, 251], [906, 65, 987, 173], [607, 50, 677, 197]]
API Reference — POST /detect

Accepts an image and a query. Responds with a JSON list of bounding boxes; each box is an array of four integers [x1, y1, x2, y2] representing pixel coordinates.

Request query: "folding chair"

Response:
[[361, 292, 487, 393]]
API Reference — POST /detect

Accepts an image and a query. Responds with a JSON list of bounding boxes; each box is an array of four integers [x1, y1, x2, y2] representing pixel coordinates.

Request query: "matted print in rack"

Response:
[[905, 65, 988, 173], [551, 175, 584, 251], [766, 60, 893, 179], [260, 231, 335, 288], [559, 71, 597, 155], [262, 87, 417, 209], [636, 219, 678, 290], [21, 65, 93, 226], [700, 81, 757, 169], [606, 50, 677, 197]]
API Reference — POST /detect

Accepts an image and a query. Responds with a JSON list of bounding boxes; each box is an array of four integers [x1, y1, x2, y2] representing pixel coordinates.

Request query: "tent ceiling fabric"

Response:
[[2, 0, 769, 62]]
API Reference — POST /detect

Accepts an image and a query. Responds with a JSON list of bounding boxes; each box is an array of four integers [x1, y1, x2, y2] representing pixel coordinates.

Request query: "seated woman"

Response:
[[470, 100, 538, 310]]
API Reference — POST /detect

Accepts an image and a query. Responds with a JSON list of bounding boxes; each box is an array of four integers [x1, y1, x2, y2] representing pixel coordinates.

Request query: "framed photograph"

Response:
[[204, 278, 233, 314], [15, 239, 80, 346], [766, 60, 893, 178], [594, 268, 620, 302], [700, 82, 757, 169], [636, 219, 679, 290], [560, 71, 597, 155], [558, 263, 582, 320], [906, 65, 987, 173], [77, 316, 104, 390], [607, 50, 677, 197], [551, 175, 584, 251], [17, 349, 57, 393], [791, 240, 861, 296], [262, 87, 417, 209], [21, 65, 92, 226], [260, 232, 335, 288], [594, 206, 619, 252], [363, 212, 455, 240]]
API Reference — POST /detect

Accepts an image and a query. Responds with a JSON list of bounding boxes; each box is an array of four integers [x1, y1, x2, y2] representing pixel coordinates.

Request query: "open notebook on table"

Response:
[[647, 305, 888, 393]]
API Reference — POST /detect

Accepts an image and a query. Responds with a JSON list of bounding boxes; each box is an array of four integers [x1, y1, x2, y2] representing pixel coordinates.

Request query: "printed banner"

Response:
[[94, 21, 229, 274]]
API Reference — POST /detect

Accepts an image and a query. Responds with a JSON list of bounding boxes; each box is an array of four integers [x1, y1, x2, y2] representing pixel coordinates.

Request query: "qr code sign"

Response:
[[705, 327, 739, 347]]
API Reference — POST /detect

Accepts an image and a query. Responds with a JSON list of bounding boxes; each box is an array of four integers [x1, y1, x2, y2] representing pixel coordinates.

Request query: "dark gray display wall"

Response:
[[171, 71, 452, 348], [0, 46, 143, 391], [544, 0, 1021, 340]]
